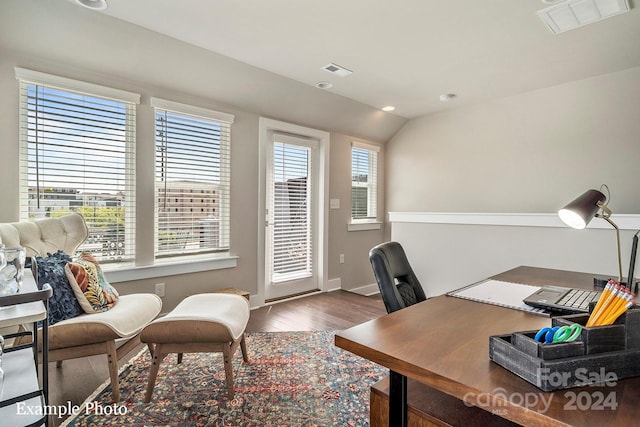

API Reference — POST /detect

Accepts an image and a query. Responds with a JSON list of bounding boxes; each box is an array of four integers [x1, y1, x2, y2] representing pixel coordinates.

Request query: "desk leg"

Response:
[[389, 370, 407, 427]]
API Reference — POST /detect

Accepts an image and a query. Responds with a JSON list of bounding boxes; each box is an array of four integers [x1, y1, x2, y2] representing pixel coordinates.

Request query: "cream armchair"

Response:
[[0, 213, 162, 402]]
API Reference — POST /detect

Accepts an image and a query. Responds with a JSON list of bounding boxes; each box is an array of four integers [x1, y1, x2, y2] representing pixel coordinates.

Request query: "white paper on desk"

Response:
[[448, 279, 549, 316]]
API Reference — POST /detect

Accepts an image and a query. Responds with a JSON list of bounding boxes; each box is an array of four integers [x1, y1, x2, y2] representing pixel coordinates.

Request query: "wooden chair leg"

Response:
[[106, 340, 120, 403], [145, 345, 166, 403], [222, 343, 235, 399], [177, 353, 183, 364], [56, 360, 63, 368], [240, 334, 249, 362], [147, 343, 155, 358]]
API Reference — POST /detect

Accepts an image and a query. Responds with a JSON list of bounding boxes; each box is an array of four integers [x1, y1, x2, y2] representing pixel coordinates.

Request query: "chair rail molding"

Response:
[[388, 212, 640, 231]]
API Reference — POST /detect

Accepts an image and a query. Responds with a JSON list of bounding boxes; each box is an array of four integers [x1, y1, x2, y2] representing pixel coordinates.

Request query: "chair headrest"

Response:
[[371, 241, 412, 277], [0, 213, 89, 258]]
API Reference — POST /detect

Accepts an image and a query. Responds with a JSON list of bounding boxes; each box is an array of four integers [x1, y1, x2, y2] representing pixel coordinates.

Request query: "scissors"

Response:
[[534, 324, 582, 344]]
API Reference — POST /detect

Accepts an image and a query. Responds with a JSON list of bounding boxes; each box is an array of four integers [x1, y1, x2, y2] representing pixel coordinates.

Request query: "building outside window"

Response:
[[17, 68, 138, 262], [152, 98, 233, 258]]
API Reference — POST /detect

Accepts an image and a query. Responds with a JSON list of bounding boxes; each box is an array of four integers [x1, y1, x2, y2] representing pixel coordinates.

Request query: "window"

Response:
[[16, 68, 139, 263], [152, 98, 234, 258], [351, 142, 379, 221]]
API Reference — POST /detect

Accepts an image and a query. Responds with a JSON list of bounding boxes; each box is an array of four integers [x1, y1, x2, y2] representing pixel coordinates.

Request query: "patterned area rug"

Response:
[[61, 331, 387, 426]]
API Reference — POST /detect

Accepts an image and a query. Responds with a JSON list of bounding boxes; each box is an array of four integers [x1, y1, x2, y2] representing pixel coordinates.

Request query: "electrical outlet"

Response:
[[155, 283, 165, 297], [339, 254, 345, 264]]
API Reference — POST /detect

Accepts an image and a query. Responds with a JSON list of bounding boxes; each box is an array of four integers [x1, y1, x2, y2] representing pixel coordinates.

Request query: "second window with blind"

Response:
[[351, 142, 379, 222], [152, 98, 234, 258]]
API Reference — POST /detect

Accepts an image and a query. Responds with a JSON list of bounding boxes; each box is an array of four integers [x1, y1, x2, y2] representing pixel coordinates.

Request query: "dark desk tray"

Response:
[[489, 309, 640, 391]]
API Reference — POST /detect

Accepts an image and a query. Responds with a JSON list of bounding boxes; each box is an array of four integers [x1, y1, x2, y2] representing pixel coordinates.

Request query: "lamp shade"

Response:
[[558, 189, 606, 229]]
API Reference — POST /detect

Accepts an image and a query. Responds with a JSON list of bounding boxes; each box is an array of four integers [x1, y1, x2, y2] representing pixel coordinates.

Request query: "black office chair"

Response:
[[369, 241, 427, 314]]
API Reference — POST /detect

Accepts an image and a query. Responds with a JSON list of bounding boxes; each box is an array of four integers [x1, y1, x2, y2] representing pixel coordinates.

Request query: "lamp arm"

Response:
[[597, 201, 612, 218], [599, 215, 623, 283]]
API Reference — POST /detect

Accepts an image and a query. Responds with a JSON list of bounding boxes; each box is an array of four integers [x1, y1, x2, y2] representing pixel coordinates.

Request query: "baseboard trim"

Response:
[[264, 289, 323, 306], [326, 278, 342, 292], [249, 295, 260, 310], [348, 283, 380, 296]]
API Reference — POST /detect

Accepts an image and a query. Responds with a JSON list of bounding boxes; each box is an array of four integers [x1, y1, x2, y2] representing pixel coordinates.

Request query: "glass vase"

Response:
[[0, 247, 27, 296]]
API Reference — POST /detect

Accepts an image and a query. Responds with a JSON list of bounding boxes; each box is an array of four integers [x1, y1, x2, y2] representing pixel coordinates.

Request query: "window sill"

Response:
[[102, 254, 238, 283], [347, 221, 382, 232]]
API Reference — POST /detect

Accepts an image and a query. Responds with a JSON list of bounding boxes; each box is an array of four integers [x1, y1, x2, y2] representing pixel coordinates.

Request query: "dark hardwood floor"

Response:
[[46, 290, 385, 426], [247, 290, 385, 332]]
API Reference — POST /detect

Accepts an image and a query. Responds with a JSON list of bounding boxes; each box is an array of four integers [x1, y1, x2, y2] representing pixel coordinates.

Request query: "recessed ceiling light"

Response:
[[381, 106, 395, 112], [315, 81, 333, 89], [439, 94, 456, 102], [75, 0, 108, 10]]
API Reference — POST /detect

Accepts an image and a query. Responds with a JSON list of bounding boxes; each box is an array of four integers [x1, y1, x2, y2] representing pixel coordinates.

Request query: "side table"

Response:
[[207, 288, 250, 302], [0, 270, 52, 427]]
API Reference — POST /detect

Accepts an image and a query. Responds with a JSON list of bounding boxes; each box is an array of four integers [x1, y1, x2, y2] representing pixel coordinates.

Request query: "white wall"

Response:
[[387, 67, 640, 293], [392, 217, 640, 296], [328, 133, 386, 294], [387, 67, 640, 214]]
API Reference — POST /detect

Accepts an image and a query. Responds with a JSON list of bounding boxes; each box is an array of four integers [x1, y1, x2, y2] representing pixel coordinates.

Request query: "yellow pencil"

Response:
[[605, 289, 629, 321], [601, 295, 634, 326], [587, 283, 620, 327], [598, 287, 631, 326], [591, 281, 614, 314]]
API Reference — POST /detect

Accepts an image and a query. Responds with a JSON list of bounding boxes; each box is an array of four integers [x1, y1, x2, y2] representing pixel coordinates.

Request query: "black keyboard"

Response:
[[523, 286, 602, 314], [556, 289, 600, 311]]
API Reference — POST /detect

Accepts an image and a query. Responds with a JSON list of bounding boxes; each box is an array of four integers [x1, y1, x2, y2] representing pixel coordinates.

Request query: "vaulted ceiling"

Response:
[[99, 0, 640, 118]]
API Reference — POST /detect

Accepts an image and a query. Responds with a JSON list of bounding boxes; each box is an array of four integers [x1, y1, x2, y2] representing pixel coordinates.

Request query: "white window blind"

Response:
[[16, 68, 138, 263], [152, 98, 233, 258], [269, 135, 313, 282], [351, 142, 379, 220]]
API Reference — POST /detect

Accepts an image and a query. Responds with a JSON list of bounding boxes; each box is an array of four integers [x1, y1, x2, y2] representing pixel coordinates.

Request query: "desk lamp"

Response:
[[558, 186, 623, 286]]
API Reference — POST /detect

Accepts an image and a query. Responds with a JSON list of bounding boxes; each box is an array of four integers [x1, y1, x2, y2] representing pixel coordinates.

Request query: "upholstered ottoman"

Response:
[[140, 293, 250, 401]]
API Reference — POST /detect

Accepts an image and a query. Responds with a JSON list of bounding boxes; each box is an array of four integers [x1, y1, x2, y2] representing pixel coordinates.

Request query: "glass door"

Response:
[[265, 134, 318, 300]]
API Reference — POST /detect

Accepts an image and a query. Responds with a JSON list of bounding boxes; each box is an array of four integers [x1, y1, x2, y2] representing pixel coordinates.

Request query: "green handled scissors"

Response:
[[534, 324, 582, 344]]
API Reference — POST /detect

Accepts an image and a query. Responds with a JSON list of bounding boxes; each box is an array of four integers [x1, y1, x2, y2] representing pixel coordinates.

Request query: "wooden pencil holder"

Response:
[[553, 307, 640, 354], [489, 308, 640, 391], [511, 330, 584, 360]]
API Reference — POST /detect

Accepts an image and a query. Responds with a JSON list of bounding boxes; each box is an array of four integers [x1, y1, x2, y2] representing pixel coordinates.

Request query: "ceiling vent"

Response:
[[321, 63, 353, 77], [538, 0, 630, 34]]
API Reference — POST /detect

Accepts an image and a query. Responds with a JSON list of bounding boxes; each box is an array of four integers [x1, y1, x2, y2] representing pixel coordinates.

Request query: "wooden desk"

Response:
[[335, 266, 640, 426]]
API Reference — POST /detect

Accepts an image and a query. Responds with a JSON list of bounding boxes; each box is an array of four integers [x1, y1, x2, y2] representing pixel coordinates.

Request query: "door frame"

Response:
[[257, 117, 330, 306]]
